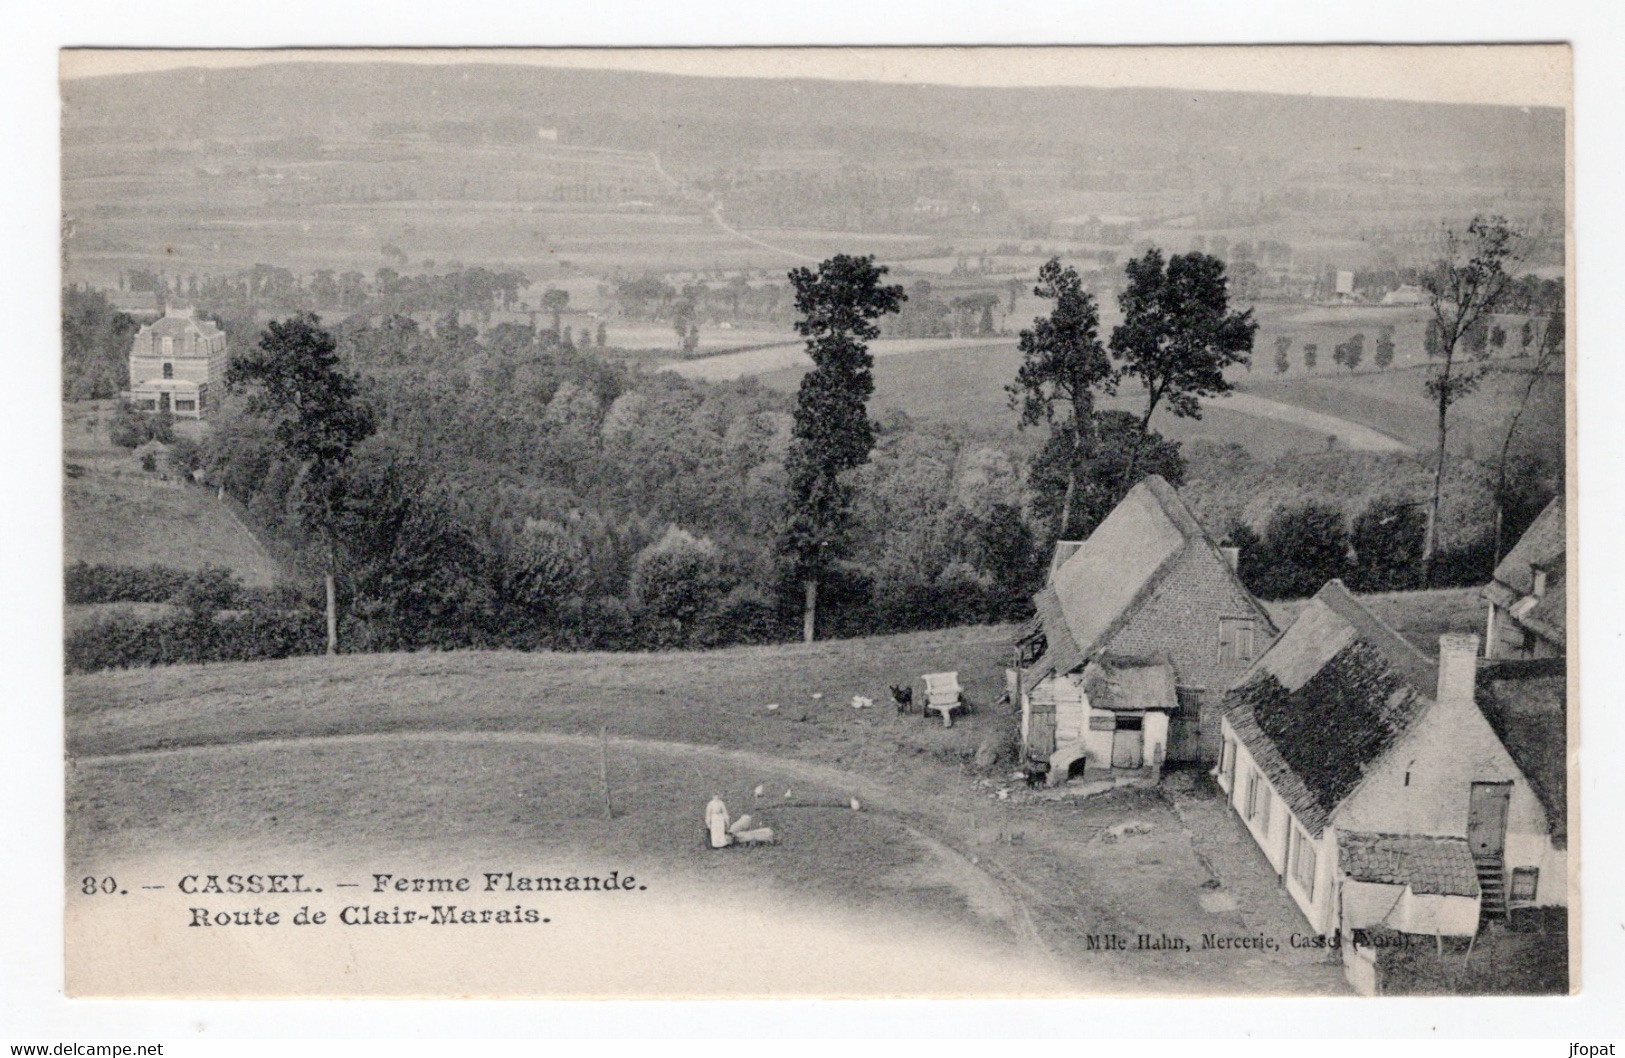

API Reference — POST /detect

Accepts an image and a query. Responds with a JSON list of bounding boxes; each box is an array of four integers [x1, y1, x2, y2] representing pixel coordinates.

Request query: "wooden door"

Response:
[[1467, 782, 1512, 858], [1111, 717, 1143, 769]]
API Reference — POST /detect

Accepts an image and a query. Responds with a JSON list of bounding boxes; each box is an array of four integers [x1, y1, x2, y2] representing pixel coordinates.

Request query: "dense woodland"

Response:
[[63, 241, 1560, 670]]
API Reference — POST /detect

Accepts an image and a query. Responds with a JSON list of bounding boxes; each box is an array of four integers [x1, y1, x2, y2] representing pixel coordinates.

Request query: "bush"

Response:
[[175, 567, 243, 618], [579, 595, 637, 651], [1250, 502, 1350, 599], [630, 526, 728, 646], [696, 585, 784, 647], [1350, 496, 1425, 592]]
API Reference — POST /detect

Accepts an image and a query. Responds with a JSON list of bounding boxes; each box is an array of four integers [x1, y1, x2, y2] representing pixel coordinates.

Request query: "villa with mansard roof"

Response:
[[126, 306, 228, 420]]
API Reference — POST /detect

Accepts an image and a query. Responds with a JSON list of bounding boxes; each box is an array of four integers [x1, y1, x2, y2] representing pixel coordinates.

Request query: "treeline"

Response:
[[62, 286, 138, 400], [123, 263, 532, 319]]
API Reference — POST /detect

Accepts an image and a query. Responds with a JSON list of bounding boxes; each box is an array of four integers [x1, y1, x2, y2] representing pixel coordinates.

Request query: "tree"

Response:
[[226, 313, 376, 654], [1027, 410, 1185, 543], [1342, 332, 1365, 371], [1373, 327, 1395, 369], [1006, 258, 1116, 536], [1274, 335, 1292, 375], [541, 288, 570, 335], [1492, 286, 1564, 564], [1254, 502, 1349, 600], [1419, 216, 1520, 586], [1109, 248, 1257, 486], [632, 526, 727, 645], [781, 254, 905, 642], [1350, 496, 1426, 592]]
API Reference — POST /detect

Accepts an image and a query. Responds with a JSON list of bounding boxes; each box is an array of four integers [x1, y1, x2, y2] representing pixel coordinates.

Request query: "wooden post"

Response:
[[599, 725, 613, 820], [324, 571, 338, 656], [802, 578, 817, 644]]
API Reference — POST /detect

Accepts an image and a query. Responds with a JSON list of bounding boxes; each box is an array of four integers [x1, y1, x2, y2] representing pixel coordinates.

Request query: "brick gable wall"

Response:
[[1105, 544, 1276, 693]]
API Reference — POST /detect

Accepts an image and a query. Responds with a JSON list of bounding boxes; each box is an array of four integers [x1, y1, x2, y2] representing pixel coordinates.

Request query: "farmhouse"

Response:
[[1217, 581, 1565, 941], [1483, 495, 1564, 659], [127, 306, 228, 419], [1013, 475, 1278, 782]]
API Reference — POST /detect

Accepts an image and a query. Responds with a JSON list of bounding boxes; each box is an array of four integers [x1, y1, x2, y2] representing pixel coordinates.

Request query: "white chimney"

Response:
[[1436, 634, 1480, 703], [1220, 547, 1240, 571]]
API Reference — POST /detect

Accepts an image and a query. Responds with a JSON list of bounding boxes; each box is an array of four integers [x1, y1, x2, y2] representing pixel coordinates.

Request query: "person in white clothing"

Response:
[[705, 794, 734, 848]]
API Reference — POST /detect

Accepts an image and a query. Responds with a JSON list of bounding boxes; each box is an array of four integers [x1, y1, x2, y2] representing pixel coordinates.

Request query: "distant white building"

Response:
[[1382, 284, 1427, 306], [127, 307, 227, 419]]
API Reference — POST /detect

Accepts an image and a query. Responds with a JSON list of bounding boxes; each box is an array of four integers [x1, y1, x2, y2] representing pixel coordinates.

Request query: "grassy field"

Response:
[[66, 627, 1350, 997], [1263, 588, 1484, 655], [753, 340, 1400, 459], [62, 403, 283, 586], [1241, 363, 1564, 460]]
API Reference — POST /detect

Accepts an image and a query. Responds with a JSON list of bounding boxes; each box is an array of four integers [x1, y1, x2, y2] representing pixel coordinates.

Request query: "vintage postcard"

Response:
[[59, 45, 1574, 999]]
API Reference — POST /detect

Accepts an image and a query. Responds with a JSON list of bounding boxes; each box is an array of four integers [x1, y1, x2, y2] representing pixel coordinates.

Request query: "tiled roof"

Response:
[[1223, 581, 1435, 836], [1048, 540, 1084, 582], [1477, 658, 1567, 844], [1046, 477, 1188, 662], [1337, 832, 1481, 898]]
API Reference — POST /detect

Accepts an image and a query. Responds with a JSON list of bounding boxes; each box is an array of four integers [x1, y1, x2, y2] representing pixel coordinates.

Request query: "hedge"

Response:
[[65, 561, 196, 604], [65, 607, 325, 673]]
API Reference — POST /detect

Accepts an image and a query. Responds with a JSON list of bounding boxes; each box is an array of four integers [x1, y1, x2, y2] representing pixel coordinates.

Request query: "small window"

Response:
[[175, 400, 195, 411], [1220, 738, 1236, 785], [1510, 867, 1539, 903], [1219, 617, 1257, 662], [162, 362, 173, 379], [1290, 825, 1317, 899], [1245, 768, 1270, 828], [139, 399, 157, 410]]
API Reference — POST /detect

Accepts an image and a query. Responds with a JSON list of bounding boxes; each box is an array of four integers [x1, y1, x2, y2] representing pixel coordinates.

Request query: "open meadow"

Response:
[[67, 627, 1355, 997]]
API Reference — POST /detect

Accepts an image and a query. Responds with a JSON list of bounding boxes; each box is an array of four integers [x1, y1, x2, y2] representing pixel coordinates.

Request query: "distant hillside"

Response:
[[62, 59, 1564, 175]]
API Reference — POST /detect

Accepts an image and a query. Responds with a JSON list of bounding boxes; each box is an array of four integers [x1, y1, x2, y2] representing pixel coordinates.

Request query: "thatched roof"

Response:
[[1222, 581, 1437, 836]]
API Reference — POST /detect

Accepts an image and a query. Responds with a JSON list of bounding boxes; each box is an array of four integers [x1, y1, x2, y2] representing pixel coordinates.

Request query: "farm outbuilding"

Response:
[[1483, 495, 1565, 660], [1013, 476, 1278, 782]]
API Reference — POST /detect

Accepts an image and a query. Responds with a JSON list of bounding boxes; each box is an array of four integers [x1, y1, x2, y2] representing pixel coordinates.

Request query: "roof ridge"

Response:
[[1312, 580, 1438, 695]]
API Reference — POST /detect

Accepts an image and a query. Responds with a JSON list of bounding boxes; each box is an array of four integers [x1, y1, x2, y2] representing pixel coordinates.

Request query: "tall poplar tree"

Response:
[[781, 255, 904, 642], [1419, 216, 1518, 586]]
